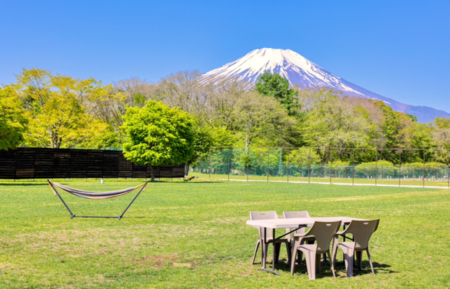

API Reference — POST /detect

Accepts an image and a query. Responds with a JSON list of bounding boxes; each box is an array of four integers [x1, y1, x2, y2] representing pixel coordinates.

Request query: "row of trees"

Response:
[[1, 68, 450, 169]]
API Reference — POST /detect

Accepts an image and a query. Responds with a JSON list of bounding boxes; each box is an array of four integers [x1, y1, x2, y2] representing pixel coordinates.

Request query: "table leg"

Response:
[[258, 227, 280, 276], [272, 229, 276, 269]]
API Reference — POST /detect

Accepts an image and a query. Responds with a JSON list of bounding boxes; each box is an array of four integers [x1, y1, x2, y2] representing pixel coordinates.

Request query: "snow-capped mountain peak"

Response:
[[201, 48, 450, 123]]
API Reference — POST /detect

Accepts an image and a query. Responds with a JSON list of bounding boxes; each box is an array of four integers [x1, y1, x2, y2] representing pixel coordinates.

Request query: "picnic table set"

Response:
[[246, 211, 379, 280]]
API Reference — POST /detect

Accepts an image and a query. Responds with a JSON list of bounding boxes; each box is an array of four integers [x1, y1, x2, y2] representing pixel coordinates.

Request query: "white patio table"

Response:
[[246, 217, 365, 276]]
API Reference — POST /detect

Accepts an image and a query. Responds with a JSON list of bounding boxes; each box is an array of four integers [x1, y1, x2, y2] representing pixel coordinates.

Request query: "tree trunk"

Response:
[[150, 165, 155, 182]]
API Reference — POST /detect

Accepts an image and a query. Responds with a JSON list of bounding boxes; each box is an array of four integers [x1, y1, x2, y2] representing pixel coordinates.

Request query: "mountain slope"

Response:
[[201, 48, 449, 123]]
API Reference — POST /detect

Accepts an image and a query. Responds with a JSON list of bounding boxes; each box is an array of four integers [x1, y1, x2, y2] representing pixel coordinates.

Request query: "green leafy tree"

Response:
[[0, 86, 28, 150], [14, 68, 118, 148], [189, 125, 214, 166], [255, 72, 300, 116], [121, 100, 195, 181]]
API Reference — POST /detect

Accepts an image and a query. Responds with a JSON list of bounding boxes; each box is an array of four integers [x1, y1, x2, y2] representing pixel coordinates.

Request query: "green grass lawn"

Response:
[[1, 179, 449, 288]]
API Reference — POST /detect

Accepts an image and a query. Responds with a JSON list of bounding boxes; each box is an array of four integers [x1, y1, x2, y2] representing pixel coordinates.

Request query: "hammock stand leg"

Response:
[[49, 182, 76, 219], [118, 182, 147, 220], [50, 182, 148, 220]]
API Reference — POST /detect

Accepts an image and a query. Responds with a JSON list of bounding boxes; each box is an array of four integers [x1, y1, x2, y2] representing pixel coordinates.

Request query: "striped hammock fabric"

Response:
[[48, 181, 145, 200]]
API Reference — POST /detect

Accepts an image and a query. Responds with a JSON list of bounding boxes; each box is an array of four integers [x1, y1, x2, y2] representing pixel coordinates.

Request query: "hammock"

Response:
[[48, 180, 148, 220]]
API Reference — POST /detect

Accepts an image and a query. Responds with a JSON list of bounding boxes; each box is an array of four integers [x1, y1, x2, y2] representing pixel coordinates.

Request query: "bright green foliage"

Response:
[[121, 100, 195, 180], [210, 126, 235, 147], [302, 91, 375, 150], [0, 86, 28, 150], [234, 148, 281, 174], [13, 68, 118, 149], [234, 92, 297, 148], [434, 117, 450, 129], [289, 148, 321, 166], [190, 125, 214, 166], [355, 160, 396, 177], [432, 117, 450, 150], [255, 72, 300, 116]]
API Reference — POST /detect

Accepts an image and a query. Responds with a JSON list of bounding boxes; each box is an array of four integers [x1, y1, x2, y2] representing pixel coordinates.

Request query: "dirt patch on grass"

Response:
[[129, 254, 198, 269], [129, 254, 178, 268]]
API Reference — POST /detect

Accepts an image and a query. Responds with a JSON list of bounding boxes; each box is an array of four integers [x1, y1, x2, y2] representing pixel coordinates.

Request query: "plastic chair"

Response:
[[283, 211, 311, 239], [283, 211, 315, 264], [290, 221, 341, 280], [250, 211, 291, 265], [331, 219, 380, 277]]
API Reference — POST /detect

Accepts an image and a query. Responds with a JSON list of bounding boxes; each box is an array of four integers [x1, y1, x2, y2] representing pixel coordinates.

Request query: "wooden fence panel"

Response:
[[0, 148, 188, 179]]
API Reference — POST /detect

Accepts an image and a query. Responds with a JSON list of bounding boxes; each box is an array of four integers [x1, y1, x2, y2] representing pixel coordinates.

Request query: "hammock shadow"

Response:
[[0, 183, 49, 186]]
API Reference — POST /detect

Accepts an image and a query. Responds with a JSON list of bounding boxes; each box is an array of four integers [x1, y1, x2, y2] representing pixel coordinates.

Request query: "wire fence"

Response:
[[190, 147, 450, 188]]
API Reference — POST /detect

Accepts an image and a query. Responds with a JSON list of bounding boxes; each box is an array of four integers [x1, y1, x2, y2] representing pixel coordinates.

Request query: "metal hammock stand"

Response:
[[48, 180, 148, 220]]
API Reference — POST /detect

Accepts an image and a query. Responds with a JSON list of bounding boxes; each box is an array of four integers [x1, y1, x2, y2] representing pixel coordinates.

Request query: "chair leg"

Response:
[[331, 236, 339, 264], [326, 251, 335, 278], [252, 240, 260, 265], [344, 247, 355, 277], [366, 248, 375, 275], [290, 240, 300, 275], [285, 241, 292, 265], [315, 253, 321, 273], [298, 251, 303, 265], [304, 251, 316, 280], [356, 251, 362, 270]]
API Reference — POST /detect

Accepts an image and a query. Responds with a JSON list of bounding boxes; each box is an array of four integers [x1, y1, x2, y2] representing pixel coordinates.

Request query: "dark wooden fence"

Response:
[[0, 148, 187, 179]]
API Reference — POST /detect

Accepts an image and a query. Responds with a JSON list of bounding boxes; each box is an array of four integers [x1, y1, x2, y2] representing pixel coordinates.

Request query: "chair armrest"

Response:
[[293, 233, 311, 239]]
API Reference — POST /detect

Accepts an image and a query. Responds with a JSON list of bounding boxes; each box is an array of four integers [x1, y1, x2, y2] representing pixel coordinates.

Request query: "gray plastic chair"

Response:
[[331, 219, 380, 277], [283, 211, 311, 240], [250, 211, 291, 265], [283, 211, 315, 264], [290, 221, 341, 280]]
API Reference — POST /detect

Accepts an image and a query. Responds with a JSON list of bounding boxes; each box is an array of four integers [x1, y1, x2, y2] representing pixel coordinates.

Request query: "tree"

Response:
[[0, 86, 28, 150], [189, 124, 214, 166], [289, 148, 321, 166], [255, 72, 301, 116], [121, 100, 195, 181], [233, 92, 297, 148], [302, 91, 376, 150], [431, 117, 450, 156], [14, 68, 118, 148]]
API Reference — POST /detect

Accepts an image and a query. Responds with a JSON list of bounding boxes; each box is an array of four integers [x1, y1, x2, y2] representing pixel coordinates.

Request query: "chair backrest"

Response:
[[250, 211, 279, 239], [283, 211, 311, 219], [250, 211, 279, 221], [306, 221, 341, 252], [344, 219, 380, 249]]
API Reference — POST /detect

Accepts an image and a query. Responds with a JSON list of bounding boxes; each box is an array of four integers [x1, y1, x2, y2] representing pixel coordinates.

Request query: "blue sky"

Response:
[[1, 0, 449, 112]]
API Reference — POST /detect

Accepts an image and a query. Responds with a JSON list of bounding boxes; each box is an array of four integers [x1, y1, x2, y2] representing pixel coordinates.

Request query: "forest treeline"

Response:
[[1, 68, 449, 165]]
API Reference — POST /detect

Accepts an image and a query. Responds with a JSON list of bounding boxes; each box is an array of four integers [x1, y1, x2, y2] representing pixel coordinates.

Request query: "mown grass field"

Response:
[[1, 179, 449, 288]]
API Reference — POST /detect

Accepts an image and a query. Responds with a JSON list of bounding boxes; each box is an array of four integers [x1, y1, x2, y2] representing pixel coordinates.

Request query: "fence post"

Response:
[[352, 149, 355, 186], [308, 148, 311, 184], [330, 148, 332, 184], [423, 150, 425, 188], [247, 148, 249, 182], [228, 148, 231, 181], [209, 147, 212, 180], [399, 150, 402, 187], [267, 149, 270, 182], [447, 149, 449, 189], [375, 149, 378, 186], [287, 148, 289, 183]]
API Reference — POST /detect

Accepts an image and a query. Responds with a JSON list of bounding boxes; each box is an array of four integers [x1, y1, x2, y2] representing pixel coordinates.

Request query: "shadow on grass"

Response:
[[256, 259, 396, 278], [0, 183, 49, 186]]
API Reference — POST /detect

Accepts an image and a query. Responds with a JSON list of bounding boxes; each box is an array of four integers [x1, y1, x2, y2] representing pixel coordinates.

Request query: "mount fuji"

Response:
[[201, 48, 449, 123]]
